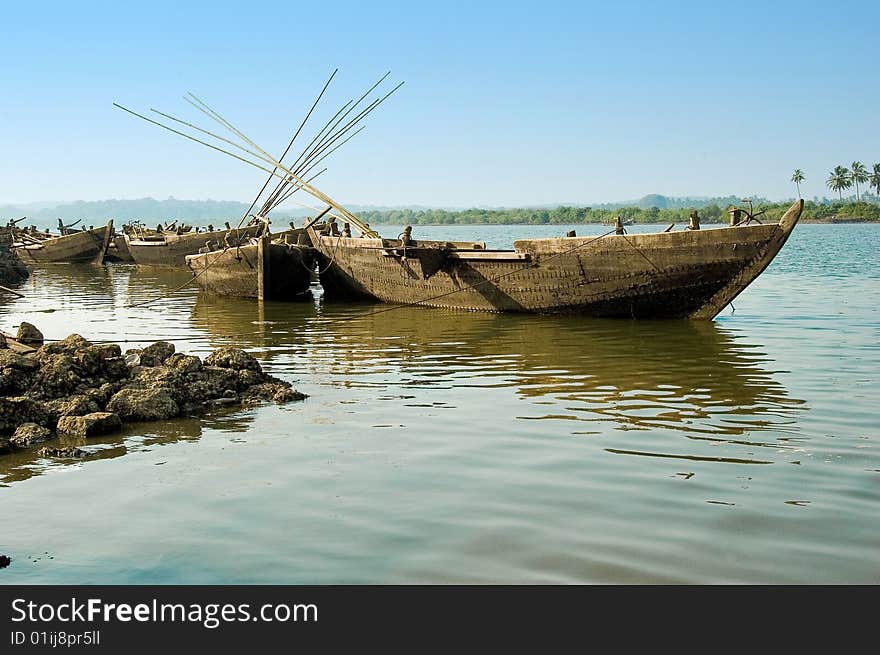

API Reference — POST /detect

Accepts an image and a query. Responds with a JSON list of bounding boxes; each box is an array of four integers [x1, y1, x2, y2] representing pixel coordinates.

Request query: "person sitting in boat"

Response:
[[392, 225, 415, 259]]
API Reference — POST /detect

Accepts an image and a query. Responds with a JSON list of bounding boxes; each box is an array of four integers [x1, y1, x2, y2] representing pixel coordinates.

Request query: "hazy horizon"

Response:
[[1, 192, 814, 215]]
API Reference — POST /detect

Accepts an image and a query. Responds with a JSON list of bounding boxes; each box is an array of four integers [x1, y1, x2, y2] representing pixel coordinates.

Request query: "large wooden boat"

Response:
[[125, 223, 266, 267], [12, 221, 113, 264], [184, 231, 317, 300], [310, 200, 803, 320]]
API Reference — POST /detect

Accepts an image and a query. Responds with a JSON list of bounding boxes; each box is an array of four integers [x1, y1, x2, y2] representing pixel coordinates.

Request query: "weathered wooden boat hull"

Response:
[[105, 235, 135, 262], [13, 222, 113, 264], [314, 200, 803, 320], [185, 237, 317, 300], [126, 224, 265, 268]]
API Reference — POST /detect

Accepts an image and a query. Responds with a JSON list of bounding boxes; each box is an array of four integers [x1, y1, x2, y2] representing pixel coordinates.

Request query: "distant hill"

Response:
[[0, 198, 468, 229], [0, 198, 308, 229]]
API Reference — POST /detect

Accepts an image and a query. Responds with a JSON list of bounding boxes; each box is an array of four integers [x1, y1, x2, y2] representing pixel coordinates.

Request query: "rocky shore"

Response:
[[0, 244, 29, 286], [0, 323, 306, 457]]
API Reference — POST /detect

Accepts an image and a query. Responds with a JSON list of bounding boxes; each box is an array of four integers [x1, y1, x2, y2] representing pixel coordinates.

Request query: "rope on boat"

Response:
[[125, 273, 200, 308], [315, 235, 343, 275], [618, 233, 662, 272]]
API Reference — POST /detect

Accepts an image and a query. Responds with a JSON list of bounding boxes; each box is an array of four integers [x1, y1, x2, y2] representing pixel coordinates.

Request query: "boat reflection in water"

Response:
[[191, 292, 806, 443]]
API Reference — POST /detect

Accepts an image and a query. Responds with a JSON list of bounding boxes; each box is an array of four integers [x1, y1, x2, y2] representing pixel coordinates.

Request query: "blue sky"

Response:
[[1, 0, 877, 207]]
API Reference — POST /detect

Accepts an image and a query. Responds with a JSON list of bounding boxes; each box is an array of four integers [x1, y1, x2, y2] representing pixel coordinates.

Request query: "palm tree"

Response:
[[869, 163, 880, 197], [790, 169, 805, 197], [826, 165, 852, 200], [851, 161, 868, 201]]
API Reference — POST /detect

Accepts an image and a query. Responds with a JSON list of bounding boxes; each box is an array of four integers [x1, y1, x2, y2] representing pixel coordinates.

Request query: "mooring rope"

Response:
[[618, 233, 662, 272]]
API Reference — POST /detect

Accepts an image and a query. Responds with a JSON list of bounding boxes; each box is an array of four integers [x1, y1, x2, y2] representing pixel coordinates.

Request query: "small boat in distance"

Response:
[[310, 200, 803, 320], [11, 220, 114, 264], [124, 220, 266, 267]]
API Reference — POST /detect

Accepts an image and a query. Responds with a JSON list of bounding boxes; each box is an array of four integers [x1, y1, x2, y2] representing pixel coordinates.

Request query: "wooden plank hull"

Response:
[[126, 224, 265, 268], [13, 222, 113, 264], [105, 235, 135, 262], [314, 200, 803, 320], [185, 239, 316, 300]]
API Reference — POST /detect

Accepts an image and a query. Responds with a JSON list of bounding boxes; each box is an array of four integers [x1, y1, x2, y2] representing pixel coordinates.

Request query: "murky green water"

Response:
[[1, 224, 878, 583]]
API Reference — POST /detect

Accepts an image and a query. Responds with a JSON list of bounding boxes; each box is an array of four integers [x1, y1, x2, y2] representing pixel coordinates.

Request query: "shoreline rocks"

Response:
[[0, 244, 29, 287], [0, 328, 307, 457]]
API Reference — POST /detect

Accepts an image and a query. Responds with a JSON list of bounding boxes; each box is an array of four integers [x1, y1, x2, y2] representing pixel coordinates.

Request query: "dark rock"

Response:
[[164, 353, 202, 374], [0, 366, 37, 395], [85, 381, 125, 408], [241, 382, 307, 404], [272, 386, 307, 403], [0, 333, 306, 452], [185, 366, 241, 404], [107, 388, 179, 422], [56, 412, 122, 437], [0, 242, 29, 287], [0, 554, 10, 569], [0, 350, 39, 371], [139, 341, 175, 367], [10, 422, 53, 447], [88, 343, 122, 361], [103, 357, 131, 381], [0, 352, 39, 395], [31, 354, 82, 398], [235, 369, 264, 390], [73, 348, 105, 376], [44, 395, 101, 423], [16, 322, 43, 345], [37, 446, 91, 458], [204, 348, 262, 373], [0, 333, 6, 350], [0, 397, 49, 435], [133, 365, 183, 389], [37, 334, 91, 357]]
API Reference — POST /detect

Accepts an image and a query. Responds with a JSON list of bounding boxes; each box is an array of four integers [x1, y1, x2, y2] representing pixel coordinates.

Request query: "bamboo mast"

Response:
[[185, 92, 379, 236], [236, 68, 339, 228], [115, 72, 402, 237], [259, 80, 403, 216]]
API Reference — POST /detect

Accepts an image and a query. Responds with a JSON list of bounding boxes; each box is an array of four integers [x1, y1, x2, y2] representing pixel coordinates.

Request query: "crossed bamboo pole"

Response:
[[114, 71, 403, 237]]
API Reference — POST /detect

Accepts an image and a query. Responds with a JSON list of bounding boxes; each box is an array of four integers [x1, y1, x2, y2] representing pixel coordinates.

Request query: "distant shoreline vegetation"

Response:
[[359, 200, 880, 226], [2, 194, 879, 227]]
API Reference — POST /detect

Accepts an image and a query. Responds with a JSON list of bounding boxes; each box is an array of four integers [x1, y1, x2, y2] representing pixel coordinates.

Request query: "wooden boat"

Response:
[[310, 200, 803, 320], [104, 234, 135, 262], [12, 220, 113, 264], [184, 231, 317, 300], [125, 223, 266, 268]]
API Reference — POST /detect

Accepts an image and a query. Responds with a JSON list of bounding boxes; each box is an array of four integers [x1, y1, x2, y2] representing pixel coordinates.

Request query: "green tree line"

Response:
[[358, 200, 880, 226]]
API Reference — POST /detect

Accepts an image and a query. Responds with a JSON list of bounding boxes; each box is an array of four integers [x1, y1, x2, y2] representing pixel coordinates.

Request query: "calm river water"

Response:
[[1, 223, 877, 583]]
